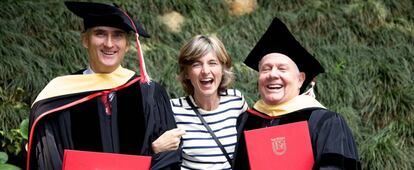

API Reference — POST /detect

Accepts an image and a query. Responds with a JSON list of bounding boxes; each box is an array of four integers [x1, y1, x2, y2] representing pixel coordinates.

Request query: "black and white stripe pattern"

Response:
[[171, 89, 248, 170]]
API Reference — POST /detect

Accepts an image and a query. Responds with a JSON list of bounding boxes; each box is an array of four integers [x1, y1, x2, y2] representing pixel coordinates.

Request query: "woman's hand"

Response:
[[152, 128, 186, 154]]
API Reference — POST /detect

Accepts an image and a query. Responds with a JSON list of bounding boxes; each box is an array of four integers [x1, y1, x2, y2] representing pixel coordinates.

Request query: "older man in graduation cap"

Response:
[[27, 1, 185, 170], [233, 17, 361, 169]]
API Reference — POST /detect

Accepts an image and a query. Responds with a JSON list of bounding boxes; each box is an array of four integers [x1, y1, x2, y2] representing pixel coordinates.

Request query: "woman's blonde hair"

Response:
[[178, 35, 234, 96]]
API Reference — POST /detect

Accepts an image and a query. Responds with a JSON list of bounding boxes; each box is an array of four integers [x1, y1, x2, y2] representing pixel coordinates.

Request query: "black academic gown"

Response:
[[234, 108, 361, 170], [28, 70, 180, 170]]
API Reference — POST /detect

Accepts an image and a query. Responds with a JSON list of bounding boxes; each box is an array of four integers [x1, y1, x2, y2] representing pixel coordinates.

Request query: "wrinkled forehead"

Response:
[[258, 53, 299, 70]]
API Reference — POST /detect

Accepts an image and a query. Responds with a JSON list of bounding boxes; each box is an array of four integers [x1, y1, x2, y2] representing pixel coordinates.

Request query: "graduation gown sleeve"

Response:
[[29, 95, 85, 170], [233, 111, 250, 169], [309, 110, 360, 169], [140, 82, 181, 170]]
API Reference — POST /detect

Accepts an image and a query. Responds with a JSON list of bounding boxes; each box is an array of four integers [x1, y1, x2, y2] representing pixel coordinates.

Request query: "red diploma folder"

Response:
[[62, 150, 152, 170], [244, 121, 314, 170]]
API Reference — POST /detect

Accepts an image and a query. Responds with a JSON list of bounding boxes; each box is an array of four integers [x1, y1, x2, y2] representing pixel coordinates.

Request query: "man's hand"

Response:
[[152, 128, 186, 154]]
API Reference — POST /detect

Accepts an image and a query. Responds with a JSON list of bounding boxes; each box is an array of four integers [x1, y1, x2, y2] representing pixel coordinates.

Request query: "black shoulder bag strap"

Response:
[[185, 96, 233, 168]]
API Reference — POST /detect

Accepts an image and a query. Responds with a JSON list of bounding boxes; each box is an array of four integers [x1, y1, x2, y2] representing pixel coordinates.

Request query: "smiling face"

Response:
[[258, 53, 305, 105], [82, 26, 129, 73], [178, 35, 234, 97], [187, 52, 223, 99]]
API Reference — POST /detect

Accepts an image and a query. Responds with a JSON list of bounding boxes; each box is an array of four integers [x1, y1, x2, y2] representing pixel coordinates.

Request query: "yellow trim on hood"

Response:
[[32, 66, 135, 106], [253, 95, 326, 117]]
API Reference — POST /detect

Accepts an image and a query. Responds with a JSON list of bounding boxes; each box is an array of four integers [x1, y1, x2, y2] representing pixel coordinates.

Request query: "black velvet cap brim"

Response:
[[64, 1, 150, 38]]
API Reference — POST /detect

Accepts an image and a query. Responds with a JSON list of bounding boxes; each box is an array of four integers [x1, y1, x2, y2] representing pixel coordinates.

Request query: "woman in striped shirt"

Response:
[[170, 35, 248, 170]]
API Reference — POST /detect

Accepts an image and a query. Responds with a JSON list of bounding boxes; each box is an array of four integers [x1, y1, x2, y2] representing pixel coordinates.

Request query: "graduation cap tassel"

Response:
[[118, 8, 151, 84], [134, 33, 150, 83], [303, 81, 316, 98]]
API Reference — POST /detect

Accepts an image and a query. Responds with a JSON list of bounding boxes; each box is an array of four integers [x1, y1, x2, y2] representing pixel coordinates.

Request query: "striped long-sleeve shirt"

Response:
[[170, 89, 248, 170]]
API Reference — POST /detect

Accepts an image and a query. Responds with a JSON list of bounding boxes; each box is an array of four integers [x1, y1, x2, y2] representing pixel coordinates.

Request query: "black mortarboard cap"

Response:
[[244, 17, 325, 93], [64, 1, 150, 38]]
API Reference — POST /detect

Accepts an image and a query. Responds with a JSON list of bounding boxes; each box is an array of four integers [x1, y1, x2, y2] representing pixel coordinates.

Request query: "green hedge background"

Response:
[[1, 0, 413, 169]]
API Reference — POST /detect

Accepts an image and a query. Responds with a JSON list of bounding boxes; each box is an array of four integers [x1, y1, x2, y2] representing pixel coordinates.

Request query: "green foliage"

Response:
[[19, 119, 28, 141], [0, 164, 21, 170], [0, 119, 27, 169], [0, 119, 27, 156], [0, 87, 29, 133], [0, 152, 7, 164], [0, 152, 21, 170], [360, 121, 414, 169], [1, 0, 413, 169]]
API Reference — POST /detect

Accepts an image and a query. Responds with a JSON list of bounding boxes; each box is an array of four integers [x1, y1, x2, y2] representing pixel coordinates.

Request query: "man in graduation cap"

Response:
[[233, 17, 361, 169], [27, 1, 185, 170]]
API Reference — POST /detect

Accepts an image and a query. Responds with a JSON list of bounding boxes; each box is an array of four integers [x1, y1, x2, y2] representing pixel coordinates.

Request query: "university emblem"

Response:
[[271, 137, 287, 155]]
